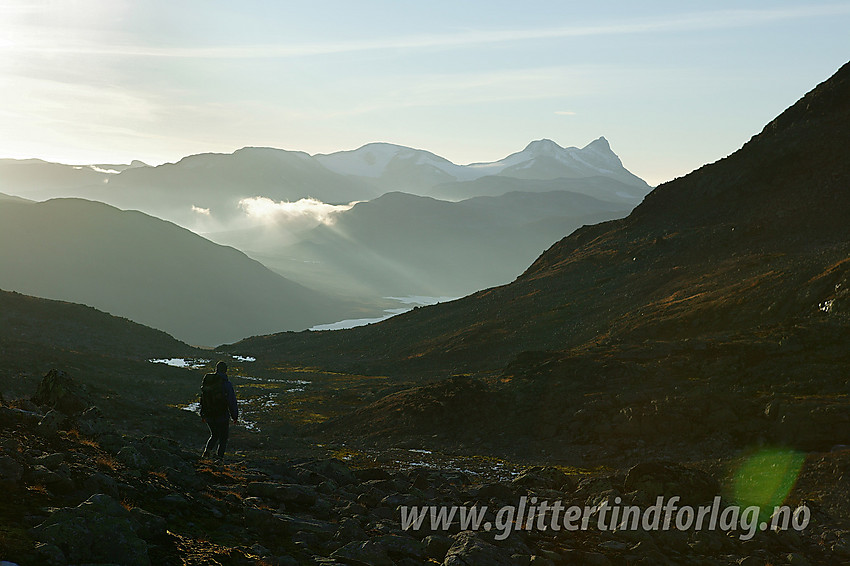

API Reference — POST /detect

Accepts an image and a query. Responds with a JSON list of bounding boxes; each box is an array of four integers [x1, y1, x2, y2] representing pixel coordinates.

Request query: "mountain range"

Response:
[[0, 137, 649, 228], [0, 136, 652, 338], [0, 195, 358, 345], [226, 61, 850, 376], [3, 61, 850, 566]]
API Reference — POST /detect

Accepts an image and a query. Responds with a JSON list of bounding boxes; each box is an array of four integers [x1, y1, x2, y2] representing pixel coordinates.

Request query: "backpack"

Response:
[[201, 373, 228, 418]]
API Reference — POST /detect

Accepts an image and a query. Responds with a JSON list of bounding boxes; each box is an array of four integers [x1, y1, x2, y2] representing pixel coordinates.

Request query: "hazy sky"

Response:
[[1, 1, 848, 185]]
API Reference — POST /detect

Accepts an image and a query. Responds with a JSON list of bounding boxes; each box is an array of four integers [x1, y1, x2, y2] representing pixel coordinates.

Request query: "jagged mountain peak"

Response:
[[583, 136, 612, 153]]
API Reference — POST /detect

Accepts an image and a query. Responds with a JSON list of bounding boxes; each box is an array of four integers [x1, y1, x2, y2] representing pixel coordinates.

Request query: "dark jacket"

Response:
[[200, 371, 238, 421]]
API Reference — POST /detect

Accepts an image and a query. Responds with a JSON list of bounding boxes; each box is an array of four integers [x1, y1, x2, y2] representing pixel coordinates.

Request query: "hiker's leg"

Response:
[[203, 420, 220, 457], [217, 420, 230, 458]]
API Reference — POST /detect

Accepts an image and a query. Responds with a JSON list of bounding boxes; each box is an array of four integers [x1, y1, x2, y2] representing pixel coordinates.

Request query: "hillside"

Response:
[[0, 197, 359, 345], [227, 61, 850, 376], [0, 289, 188, 359]]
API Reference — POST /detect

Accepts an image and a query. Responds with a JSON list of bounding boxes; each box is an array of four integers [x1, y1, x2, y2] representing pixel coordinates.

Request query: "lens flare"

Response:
[[732, 448, 805, 518]]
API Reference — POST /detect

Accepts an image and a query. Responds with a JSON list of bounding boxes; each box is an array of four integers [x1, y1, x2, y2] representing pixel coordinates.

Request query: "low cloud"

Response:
[[191, 205, 211, 216], [555, 110, 576, 116], [238, 197, 355, 225]]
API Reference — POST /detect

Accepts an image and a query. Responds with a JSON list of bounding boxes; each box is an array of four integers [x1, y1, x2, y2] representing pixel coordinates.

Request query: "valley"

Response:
[[2, 58, 850, 566]]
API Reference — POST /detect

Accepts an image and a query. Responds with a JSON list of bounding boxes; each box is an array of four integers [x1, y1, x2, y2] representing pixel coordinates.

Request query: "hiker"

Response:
[[200, 361, 238, 460]]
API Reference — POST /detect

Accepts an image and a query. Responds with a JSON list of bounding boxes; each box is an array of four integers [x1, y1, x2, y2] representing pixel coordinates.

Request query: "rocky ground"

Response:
[[3, 370, 850, 565]]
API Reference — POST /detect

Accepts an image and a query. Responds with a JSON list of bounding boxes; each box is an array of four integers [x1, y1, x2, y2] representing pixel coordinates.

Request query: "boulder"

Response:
[[31, 493, 150, 566], [443, 531, 515, 566], [425, 534, 454, 561], [31, 369, 93, 415]]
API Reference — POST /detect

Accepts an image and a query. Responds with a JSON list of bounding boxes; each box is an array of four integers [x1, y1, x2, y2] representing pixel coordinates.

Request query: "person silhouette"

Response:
[[200, 361, 238, 460]]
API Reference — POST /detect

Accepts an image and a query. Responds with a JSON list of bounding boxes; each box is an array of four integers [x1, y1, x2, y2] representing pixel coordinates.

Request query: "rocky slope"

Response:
[[3, 370, 850, 566]]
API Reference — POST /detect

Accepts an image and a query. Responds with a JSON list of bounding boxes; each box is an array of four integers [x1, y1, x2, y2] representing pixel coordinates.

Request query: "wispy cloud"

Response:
[[238, 197, 356, 225], [4, 4, 849, 59], [310, 66, 605, 119], [555, 111, 577, 116]]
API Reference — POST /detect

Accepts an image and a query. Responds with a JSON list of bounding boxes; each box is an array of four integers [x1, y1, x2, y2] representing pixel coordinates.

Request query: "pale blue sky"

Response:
[[1, 1, 848, 185]]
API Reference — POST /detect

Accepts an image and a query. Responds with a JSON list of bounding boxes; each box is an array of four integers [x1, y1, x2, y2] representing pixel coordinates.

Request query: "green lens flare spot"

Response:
[[733, 449, 805, 515]]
